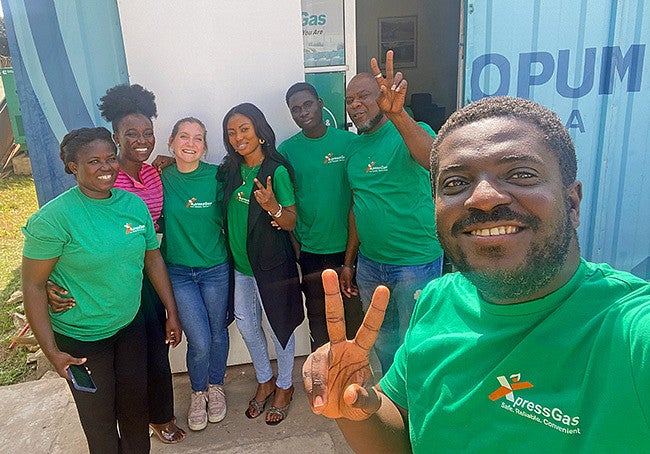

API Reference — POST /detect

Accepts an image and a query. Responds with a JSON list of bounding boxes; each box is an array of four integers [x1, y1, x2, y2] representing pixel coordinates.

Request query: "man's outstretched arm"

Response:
[[303, 270, 411, 453]]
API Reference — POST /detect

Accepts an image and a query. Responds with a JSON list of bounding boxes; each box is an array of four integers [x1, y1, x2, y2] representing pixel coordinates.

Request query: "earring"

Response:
[[259, 138, 265, 145]]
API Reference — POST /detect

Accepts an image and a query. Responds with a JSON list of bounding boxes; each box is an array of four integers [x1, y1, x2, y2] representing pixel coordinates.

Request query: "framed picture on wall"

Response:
[[378, 16, 417, 68]]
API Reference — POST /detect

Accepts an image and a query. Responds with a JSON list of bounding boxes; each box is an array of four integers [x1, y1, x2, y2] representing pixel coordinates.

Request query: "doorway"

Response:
[[355, 0, 462, 130]]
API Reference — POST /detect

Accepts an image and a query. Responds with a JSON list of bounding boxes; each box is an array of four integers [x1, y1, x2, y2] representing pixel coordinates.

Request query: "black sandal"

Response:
[[245, 378, 276, 419], [266, 385, 294, 425]]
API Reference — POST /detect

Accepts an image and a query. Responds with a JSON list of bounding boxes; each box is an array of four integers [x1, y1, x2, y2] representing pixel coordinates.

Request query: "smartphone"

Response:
[[67, 364, 97, 393]]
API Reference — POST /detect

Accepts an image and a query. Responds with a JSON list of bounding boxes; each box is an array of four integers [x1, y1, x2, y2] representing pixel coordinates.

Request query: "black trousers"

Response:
[[299, 250, 364, 351], [54, 313, 149, 454], [140, 275, 174, 424]]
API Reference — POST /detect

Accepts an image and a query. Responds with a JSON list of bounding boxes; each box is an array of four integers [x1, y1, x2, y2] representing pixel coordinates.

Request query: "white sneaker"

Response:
[[207, 384, 227, 423], [188, 391, 208, 431]]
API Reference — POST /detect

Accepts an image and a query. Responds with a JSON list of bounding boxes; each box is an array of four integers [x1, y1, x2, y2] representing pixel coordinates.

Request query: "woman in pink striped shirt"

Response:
[[47, 84, 186, 445]]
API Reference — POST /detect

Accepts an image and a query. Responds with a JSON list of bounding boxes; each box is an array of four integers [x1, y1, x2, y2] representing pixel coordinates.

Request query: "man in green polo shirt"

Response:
[[341, 51, 444, 374], [278, 82, 363, 351], [302, 96, 650, 451]]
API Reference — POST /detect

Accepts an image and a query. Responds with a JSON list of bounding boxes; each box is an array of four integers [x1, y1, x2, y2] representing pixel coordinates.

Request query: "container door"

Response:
[[463, 0, 649, 279], [301, 0, 356, 130]]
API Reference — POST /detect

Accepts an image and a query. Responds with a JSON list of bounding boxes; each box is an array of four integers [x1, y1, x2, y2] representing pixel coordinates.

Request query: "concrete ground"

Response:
[[0, 356, 353, 453], [154, 356, 353, 454]]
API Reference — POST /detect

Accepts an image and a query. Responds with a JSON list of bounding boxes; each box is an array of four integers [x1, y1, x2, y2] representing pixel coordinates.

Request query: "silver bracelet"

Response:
[[268, 204, 283, 218]]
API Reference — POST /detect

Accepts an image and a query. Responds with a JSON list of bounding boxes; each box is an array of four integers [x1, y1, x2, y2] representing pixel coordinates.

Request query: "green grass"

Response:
[[0, 174, 39, 385]]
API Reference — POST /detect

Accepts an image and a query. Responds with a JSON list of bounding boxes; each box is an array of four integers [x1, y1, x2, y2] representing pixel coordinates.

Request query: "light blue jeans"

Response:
[[167, 262, 230, 392], [233, 270, 296, 390], [356, 253, 443, 375]]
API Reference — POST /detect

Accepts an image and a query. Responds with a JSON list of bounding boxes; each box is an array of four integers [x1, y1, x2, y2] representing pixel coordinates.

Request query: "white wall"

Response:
[[117, 0, 305, 162], [116, 1, 311, 369]]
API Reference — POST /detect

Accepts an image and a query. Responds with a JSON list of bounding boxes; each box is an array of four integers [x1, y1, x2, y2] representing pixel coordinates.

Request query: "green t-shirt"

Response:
[[380, 260, 650, 452], [160, 161, 228, 268], [278, 127, 355, 254], [346, 121, 443, 265], [227, 164, 295, 276], [22, 186, 158, 341]]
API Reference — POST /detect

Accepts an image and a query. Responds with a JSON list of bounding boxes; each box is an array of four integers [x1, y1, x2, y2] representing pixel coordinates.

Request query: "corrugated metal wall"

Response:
[[463, 0, 649, 279]]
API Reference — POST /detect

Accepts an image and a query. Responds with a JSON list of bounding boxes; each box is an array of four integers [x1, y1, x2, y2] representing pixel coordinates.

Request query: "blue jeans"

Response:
[[356, 253, 443, 375], [167, 262, 230, 392], [234, 270, 296, 390]]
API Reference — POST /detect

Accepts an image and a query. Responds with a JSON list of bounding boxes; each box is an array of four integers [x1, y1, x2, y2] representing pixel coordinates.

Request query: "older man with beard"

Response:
[[340, 51, 444, 375], [302, 96, 650, 452]]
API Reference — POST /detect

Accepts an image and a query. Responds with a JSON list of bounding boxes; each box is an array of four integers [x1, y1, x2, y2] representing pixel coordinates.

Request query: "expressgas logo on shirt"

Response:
[[124, 223, 146, 234], [186, 197, 213, 209], [488, 373, 534, 401], [323, 152, 345, 164], [489, 372, 582, 435], [365, 161, 388, 174], [236, 191, 250, 205]]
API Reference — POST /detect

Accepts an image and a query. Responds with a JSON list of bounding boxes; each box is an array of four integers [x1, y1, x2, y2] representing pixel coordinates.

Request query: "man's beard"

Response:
[[356, 112, 384, 133], [439, 204, 575, 302]]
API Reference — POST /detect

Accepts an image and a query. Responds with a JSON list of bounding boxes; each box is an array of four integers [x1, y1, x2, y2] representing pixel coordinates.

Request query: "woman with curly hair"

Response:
[[47, 84, 186, 444], [219, 103, 303, 425]]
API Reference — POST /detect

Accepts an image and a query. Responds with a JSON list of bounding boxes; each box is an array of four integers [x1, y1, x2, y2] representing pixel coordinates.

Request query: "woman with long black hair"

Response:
[[219, 103, 303, 425]]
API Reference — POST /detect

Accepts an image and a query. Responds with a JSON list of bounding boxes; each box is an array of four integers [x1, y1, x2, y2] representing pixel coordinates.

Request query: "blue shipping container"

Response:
[[463, 0, 649, 279]]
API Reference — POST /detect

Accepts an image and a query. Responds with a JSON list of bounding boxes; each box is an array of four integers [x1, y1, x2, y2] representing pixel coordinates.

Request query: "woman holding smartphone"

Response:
[[22, 127, 182, 453], [47, 84, 186, 444]]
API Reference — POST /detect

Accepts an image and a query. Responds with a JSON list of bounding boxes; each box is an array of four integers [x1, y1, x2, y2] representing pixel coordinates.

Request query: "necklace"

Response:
[[240, 156, 264, 185], [240, 163, 261, 186]]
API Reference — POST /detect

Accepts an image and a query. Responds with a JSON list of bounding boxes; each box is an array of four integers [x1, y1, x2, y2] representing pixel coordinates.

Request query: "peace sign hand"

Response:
[[370, 50, 408, 116], [303, 269, 389, 420], [253, 176, 279, 213]]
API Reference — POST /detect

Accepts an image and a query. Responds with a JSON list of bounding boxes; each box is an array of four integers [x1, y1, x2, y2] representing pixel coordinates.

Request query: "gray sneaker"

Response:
[[188, 391, 208, 431], [207, 384, 227, 423]]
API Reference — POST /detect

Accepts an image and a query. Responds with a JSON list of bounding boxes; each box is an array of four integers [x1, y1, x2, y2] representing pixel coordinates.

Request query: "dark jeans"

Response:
[[299, 250, 364, 351], [141, 274, 174, 424], [54, 313, 149, 454]]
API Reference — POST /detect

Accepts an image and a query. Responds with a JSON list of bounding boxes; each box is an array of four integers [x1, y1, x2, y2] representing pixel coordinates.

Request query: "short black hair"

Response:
[[432, 96, 577, 187], [59, 127, 116, 174], [98, 84, 157, 132], [285, 82, 319, 105]]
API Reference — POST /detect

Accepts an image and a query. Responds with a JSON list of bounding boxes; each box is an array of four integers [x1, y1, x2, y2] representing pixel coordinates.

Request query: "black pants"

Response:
[[54, 313, 149, 454], [140, 275, 174, 424], [299, 250, 364, 351]]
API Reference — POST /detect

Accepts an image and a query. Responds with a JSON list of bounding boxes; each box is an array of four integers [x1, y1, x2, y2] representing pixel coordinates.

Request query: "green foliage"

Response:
[[0, 175, 38, 385]]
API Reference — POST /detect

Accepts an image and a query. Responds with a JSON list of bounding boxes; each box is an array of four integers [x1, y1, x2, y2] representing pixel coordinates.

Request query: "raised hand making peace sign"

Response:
[[253, 175, 297, 231], [302, 269, 389, 420], [368, 49, 434, 168], [253, 175, 279, 211], [370, 49, 408, 116]]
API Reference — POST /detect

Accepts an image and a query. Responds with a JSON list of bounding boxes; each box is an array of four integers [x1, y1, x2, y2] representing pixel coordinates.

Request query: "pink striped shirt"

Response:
[[114, 163, 163, 230]]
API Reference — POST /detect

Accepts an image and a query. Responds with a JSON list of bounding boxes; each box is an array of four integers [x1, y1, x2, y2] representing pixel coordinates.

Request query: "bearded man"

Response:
[[302, 96, 650, 452]]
